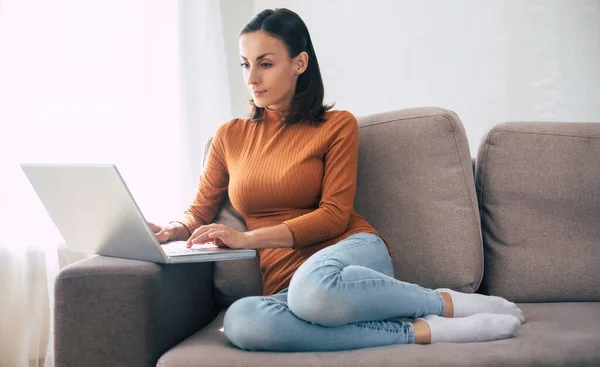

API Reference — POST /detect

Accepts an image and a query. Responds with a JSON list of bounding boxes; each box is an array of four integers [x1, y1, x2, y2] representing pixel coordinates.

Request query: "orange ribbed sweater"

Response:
[[178, 108, 389, 296]]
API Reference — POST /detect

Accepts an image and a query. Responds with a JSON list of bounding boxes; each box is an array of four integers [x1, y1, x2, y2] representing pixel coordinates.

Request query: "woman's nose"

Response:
[[246, 66, 260, 86]]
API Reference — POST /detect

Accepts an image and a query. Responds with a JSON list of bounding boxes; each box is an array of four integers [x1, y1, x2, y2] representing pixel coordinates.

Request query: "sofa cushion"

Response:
[[354, 107, 482, 292], [476, 122, 600, 302], [157, 302, 600, 366], [204, 107, 483, 308]]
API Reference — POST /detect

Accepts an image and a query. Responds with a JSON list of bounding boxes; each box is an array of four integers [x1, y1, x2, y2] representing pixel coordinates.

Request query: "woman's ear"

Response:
[[294, 51, 309, 75]]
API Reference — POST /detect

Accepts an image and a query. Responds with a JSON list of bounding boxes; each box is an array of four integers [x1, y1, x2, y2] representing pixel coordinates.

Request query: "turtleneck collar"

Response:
[[263, 106, 289, 122]]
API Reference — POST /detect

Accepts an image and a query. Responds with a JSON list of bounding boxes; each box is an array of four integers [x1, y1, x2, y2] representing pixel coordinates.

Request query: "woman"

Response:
[[149, 8, 524, 352]]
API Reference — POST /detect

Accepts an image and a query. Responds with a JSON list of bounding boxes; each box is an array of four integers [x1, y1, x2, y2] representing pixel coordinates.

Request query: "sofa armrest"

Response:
[[54, 256, 218, 367]]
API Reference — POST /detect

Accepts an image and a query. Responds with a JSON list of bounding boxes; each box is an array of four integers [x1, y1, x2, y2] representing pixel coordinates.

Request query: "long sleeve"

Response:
[[282, 112, 359, 248], [177, 122, 230, 235], [193, 110, 384, 296]]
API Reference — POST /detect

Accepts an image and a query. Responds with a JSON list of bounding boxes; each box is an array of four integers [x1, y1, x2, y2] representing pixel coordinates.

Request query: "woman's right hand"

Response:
[[148, 222, 172, 244]]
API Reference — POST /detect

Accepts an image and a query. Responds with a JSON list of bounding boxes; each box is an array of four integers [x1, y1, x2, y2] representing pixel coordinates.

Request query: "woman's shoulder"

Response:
[[216, 117, 252, 134], [212, 118, 248, 146], [323, 109, 358, 128], [324, 109, 357, 121], [322, 109, 359, 134]]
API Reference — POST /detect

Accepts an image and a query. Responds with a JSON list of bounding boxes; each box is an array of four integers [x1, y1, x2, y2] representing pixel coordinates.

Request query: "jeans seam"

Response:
[[354, 324, 404, 334], [335, 277, 398, 286], [407, 321, 416, 344], [355, 321, 413, 343]]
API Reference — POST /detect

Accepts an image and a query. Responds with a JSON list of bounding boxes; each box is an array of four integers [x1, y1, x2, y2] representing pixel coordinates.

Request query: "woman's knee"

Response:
[[223, 297, 263, 350], [223, 296, 283, 351], [288, 267, 349, 326]]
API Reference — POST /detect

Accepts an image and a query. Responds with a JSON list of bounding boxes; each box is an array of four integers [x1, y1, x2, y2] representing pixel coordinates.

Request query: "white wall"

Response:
[[221, 0, 256, 118], [179, 0, 232, 203], [221, 0, 600, 155]]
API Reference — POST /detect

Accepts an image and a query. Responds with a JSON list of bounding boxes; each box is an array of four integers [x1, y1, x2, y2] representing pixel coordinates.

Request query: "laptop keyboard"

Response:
[[164, 247, 200, 255], [162, 242, 224, 256]]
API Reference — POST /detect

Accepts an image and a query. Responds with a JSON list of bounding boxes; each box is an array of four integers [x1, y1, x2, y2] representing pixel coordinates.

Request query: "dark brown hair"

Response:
[[240, 8, 333, 126]]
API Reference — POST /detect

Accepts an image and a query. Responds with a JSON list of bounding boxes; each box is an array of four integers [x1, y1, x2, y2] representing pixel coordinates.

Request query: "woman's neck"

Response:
[[265, 105, 289, 113]]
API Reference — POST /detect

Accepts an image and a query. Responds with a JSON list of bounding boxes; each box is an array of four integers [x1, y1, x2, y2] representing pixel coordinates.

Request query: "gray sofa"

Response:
[[54, 108, 600, 366]]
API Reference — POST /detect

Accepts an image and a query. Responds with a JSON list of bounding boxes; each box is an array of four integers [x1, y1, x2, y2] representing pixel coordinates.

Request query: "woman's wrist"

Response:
[[167, 222, 189, 241]]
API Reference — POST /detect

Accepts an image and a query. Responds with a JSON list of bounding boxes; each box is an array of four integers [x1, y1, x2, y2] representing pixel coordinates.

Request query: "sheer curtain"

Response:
[[0, 1, 230, 366]]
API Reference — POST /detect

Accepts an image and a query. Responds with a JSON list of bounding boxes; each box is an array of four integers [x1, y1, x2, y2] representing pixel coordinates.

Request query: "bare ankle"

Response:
[[411, 319, 431, 344], [439, 292, 454, 317]]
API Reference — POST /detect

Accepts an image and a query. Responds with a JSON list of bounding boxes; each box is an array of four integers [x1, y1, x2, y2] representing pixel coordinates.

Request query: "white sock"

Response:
[[418, 313, 520, 343], [436, 288, 525, 323]]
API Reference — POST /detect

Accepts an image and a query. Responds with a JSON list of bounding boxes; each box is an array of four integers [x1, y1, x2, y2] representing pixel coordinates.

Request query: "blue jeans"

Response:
[[223, 232, 445, 352]]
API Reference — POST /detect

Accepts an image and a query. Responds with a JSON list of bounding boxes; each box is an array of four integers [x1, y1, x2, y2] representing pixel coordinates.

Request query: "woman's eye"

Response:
[[240, 62, 271, 69]]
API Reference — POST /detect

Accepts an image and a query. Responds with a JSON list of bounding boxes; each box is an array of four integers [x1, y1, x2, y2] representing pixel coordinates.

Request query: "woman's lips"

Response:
[[253, 90, 266, 97]]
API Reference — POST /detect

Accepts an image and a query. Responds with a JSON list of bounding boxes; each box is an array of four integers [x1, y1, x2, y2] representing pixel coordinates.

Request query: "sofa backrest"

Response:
[[353, 108, 482, 292], [476, 122, 600, 302], [206, 107, 483, 308]]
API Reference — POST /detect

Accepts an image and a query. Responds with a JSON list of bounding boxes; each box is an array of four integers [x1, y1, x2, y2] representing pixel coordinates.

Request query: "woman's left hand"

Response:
[[185, 223, 250, 249]]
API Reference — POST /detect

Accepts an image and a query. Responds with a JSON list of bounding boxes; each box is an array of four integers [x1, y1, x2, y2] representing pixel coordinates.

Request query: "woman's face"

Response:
[[239, 30, 307, 111]]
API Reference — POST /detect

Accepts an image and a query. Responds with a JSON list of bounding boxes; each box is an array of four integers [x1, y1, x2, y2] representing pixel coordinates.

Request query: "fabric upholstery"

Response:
[[476, 122, 600, 302], [54, 256, 218, 367], [354, 107, 482, 292], [53, 113, 600, 367], [157, 302, 600, 367]]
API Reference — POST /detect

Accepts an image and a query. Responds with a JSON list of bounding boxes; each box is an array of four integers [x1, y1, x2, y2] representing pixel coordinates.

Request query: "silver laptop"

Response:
[[20, 163, 256, 263]]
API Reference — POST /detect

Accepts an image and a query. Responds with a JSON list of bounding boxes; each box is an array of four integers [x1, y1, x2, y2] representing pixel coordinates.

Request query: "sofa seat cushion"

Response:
[[157, 302, 600, 367]]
